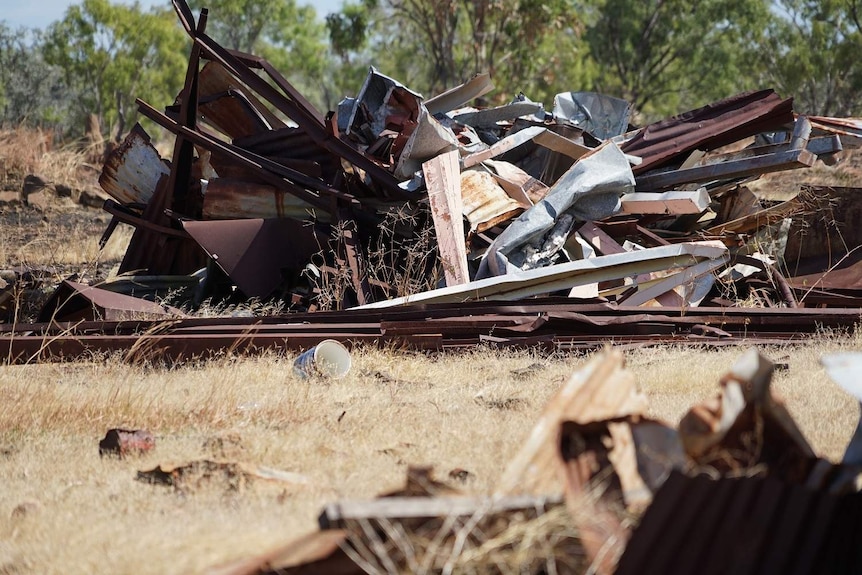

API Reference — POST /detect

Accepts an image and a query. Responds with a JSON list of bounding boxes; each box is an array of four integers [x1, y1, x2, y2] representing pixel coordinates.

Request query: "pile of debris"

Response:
[[206, 348, 862, 574], [2, 0, 862, 360]]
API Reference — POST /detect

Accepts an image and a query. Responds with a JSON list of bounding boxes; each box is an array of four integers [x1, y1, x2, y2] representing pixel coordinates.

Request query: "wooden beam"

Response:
[[425, 73, 494, 116], [705, 196, 802, 235], [423, 150, 470, 286], [618, 257, 727, 307], [620, 189, 710, 215], [319, 494, 561, 530]]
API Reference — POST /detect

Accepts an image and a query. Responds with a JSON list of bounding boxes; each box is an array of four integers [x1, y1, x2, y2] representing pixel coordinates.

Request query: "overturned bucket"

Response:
[[293, 339, 352, 379]]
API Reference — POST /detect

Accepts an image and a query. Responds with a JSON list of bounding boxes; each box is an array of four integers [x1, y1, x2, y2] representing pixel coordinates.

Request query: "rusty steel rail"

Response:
[[2, 300, 860, 364]]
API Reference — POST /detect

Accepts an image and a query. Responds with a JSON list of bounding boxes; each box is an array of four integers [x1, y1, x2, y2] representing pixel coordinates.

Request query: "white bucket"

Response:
[[293, 339, 352, 379]]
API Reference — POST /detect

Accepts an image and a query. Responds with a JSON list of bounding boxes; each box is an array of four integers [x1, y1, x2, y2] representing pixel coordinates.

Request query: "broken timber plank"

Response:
[[423, 150, 470, 286], [319, 494, 561, 530], [619, 189, 710, 215], [635, 148, 817, 191], [532, 129, 592, 160], [578, 222, 686, 306], [496, 347, 648, 497], [705, 196, 802, 235], [463, 126, 595, 169], [617, 257, 727, 307]]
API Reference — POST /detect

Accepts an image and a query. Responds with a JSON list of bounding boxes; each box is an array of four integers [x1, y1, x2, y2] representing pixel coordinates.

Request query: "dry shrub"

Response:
[[0, 126, 94, 192], [312, 204, 442, 310]]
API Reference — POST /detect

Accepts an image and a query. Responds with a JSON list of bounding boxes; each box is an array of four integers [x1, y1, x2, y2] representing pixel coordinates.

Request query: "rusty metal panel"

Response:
[[183, 218, 327, 298], [202, 178, 319, 220], [460, 169, 525, 233], [616, 470, 862, 575], [785, 186, 862, 275], [37, 280, 184, 323], [198, 61, 285, 139], [809, 115, 862, 145], [99, 124, 169, 205], [621, 90, 795, 174]]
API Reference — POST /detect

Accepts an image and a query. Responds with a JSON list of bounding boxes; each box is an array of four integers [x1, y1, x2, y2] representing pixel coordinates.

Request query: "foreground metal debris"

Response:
[[205, 348, 862, 574]]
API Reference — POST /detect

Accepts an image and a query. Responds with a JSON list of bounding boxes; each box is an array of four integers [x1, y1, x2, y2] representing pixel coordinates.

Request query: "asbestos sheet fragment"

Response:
[[459, 169, 525, 234]]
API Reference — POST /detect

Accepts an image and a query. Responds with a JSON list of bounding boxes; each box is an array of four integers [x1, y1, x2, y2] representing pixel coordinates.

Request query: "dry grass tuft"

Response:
[[0, 126, 97, 193], [341, 502, 587, 575]]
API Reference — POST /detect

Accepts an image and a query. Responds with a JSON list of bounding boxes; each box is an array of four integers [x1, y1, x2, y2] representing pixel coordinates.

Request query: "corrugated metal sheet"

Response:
[[459, 169, 524, 233], [202, 178, 319, 221], [621, 90, 795, 174], [98, 124, 170, 205], [616, 470, 862, 575]]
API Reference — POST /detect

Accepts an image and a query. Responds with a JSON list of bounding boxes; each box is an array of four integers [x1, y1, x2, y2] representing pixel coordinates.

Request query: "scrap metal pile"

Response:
[[3, 0, 862, 361]]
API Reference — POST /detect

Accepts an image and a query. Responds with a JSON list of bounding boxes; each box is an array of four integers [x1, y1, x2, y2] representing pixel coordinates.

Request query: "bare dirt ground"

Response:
[[0, 128, 860, 574]]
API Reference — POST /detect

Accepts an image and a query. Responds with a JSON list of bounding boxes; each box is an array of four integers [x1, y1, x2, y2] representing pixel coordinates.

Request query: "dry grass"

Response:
[[0, 340, 859, 574], [750, 145, 862, 201]]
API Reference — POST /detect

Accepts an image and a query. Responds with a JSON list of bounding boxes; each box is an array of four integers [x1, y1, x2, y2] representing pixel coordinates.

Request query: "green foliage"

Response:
[[755, 0, 862, 115], [188, 0, 328, 110], [583, 0, 771, 120], [5, 0, 862, 145], [0, 25, 67, 129], [42, 0, 187, 141], [320, 0, 593, 108]]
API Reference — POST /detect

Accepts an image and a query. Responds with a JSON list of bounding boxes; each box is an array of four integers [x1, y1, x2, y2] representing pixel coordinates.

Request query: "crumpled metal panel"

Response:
[[478, 141, 635, 277], [553, 92, 632, 140], [99, 124, 169, 205], [37, 280, 184, 323], [621, 89, 795, 174]]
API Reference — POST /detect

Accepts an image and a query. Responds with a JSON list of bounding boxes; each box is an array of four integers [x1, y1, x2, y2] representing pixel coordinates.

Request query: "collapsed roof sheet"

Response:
[[622, 89, 795, 174]]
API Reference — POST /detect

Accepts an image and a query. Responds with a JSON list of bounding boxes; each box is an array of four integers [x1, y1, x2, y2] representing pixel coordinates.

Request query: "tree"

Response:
[[754, 0, 862, 116], [322, 0, 591, 108], [583, 0, 771, 120], [0, 25, 67, 129], [42, 0, 187, 142]]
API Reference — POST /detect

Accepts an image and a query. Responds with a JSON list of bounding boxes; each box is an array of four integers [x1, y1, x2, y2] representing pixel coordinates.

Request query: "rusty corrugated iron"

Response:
[[459, 169, 525, 233], [202, 178, 319, 221], [616, 470, 862, 575], [622, 90, 795, 174], [7, 300, 862, 364], [99, 124, 169, 205]]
